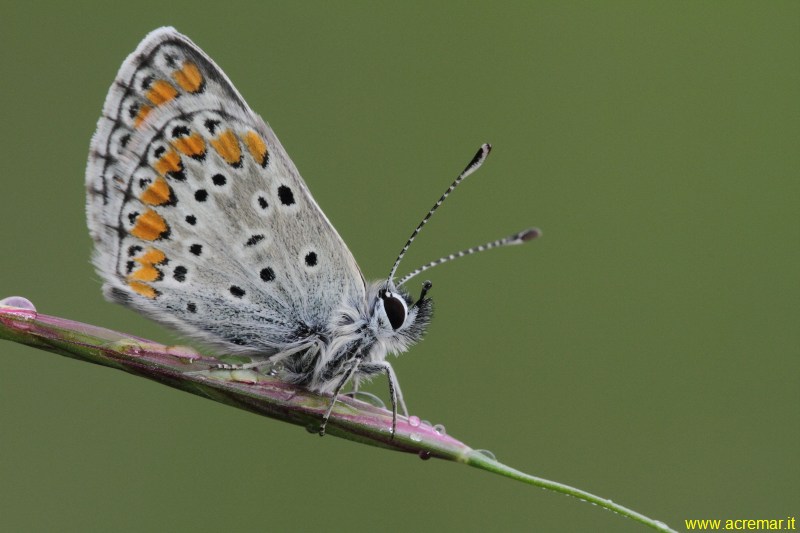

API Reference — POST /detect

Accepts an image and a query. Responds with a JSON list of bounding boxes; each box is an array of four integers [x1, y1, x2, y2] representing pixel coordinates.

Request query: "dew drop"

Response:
[[0, 296, 38, 327], [111, 339, 145, 356], [0, 296, 37, 313], [433, 423, 447, 435], [418, 450, 432, 460], [475, 449, 497, 461], [408, 415, 421, 427], [231, 369, 258, 384], [166, 345, 201, 361], [346, 391, 386, 409], [410, 432, 422, 443]]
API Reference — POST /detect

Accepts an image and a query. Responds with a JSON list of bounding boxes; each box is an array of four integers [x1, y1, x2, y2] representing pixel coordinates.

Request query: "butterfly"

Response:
[[86, 27, 539, 436]]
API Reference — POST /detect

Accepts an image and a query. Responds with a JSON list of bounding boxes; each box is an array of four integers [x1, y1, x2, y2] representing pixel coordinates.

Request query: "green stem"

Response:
[[466, 452, 676, 532], [0, 302, 676, 532]]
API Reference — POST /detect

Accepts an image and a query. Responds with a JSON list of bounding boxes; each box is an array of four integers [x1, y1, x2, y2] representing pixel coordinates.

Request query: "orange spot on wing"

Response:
[[134, 104, 152, 128], [153, 149, 183, 176], [243, 131, 269, 167], [128, 264, 160, 282], [172, 132, 206, 158], [172, 61, 204, 93], [130, 209, 169, 241], [128, 247, 167, 282], [129, 281, 158, 299], [140, 177, 173, 206], [138, 248, 167, 265], [210, 129, 242, 166], [146, 80, 179, 106]]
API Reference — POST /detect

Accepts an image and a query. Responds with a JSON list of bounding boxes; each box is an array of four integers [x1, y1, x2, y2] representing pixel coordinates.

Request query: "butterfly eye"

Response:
[[380, 290, 407, 330]]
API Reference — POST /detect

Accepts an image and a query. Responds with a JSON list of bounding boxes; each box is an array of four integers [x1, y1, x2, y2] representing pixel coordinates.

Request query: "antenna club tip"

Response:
[[482, 143, 492, 153], [518, 227, 542, 242]]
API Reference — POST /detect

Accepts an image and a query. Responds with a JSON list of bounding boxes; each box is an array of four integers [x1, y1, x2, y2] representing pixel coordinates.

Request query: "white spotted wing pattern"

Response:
[[87, 28, 370, 362]]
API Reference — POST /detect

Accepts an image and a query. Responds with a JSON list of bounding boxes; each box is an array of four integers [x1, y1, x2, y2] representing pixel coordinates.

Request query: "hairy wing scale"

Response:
[[86, 27, 366, 356]]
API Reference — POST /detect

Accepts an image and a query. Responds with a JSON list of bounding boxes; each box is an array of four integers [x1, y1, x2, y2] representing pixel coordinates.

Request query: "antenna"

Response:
[[387, 143, 492, 282], [396, 227, 541, 287]]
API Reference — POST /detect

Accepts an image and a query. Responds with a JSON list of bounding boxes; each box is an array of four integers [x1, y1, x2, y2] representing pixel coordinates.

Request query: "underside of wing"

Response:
[[86, 27, 366, 355]]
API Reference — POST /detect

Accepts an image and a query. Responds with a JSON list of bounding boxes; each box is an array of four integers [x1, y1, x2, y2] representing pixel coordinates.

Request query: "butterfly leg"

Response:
[[210, 345, 309, 372], [212, 359, 273, 371], [319, 357, 362, 437], [359, 361, 407, 439], [349, 376, 361, 396], [343, 377, 387, 407]]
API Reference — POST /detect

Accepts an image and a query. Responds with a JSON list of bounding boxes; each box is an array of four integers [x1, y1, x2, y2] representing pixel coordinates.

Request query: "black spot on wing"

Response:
[[305, 252, 318, 267], [278, 185, 295, 206], [173, 266, 187, 282], [245, 234, 265, 247]]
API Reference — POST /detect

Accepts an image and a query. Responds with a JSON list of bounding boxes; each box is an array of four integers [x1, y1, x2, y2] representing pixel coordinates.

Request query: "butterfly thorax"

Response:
[[277, 281, 432, 394]]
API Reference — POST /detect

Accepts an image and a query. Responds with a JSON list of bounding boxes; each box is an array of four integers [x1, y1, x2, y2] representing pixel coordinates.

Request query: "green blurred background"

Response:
[[1, 2, 797, 531]]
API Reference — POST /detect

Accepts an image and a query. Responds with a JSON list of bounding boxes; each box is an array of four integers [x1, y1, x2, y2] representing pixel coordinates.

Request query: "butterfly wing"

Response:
[[86, 27, 366, 355]]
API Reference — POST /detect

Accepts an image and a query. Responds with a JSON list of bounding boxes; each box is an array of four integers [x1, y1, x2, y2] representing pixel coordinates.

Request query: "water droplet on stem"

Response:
[[475, 449, 497, 461], [0, 296, 37, 312]]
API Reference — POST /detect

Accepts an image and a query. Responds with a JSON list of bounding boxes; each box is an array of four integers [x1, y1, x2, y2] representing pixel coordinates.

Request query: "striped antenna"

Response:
[[387, 143, 492, 282], [396, 227, 541, 287]]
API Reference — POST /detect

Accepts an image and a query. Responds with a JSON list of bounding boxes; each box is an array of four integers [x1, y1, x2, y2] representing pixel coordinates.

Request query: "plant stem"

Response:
[[0, 302, 677, 532]]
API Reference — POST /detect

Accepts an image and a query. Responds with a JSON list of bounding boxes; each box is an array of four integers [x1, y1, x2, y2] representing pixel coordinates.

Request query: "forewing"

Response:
[[86, 27, 366, 355]]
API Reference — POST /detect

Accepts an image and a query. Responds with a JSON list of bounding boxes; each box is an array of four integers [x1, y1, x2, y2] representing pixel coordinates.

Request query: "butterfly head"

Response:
[[368, 280, 433, 350]]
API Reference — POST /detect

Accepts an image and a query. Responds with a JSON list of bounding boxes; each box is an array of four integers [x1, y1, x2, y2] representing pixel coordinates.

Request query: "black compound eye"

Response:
[[380, 290, 407, 330]]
